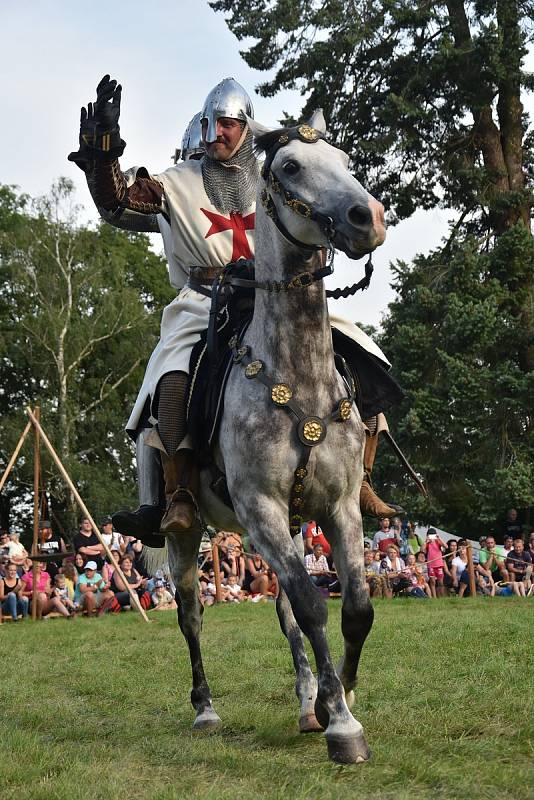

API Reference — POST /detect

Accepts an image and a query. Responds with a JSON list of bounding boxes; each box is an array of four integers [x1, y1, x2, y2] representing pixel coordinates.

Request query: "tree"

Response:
[[0, 180, 174, 536], [376, 225, 533, 535], [212, 0, 534, 233], [213, 0, 533, 532]]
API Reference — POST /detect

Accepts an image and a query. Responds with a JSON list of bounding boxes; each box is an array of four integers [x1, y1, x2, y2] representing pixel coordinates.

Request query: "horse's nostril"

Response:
[[347, 204, 372, 227]]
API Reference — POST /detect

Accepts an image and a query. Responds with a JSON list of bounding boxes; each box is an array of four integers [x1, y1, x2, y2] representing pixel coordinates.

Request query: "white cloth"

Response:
[[451, 556, 468, 578], [126, 159, 255, 433]]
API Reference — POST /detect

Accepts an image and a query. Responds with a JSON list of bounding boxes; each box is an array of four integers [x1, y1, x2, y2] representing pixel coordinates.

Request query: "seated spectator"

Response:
[[304, 544, 332, 590], [0, 532, 11, 560], [100, 517, 124, 552], [151, 580, 177, 610], [303, 521, 331, 560], [74, 560, 114, 616], [21, 560, 72, 618], [73, 518, 105, 571], [502, 535, 514, 555], [363, 548, 387, 598], [7, 532, 28, 568], [478, 535, 509, 583], [201, 569, 218, 606], [443, 539, 458, 591], [220, 539, 246, 586], [74, 552, 86, 574], [102, 544, 122, 584], [403, 553, 431, 598], [109, 554, 151, 611], [52, 573, 77, 614], [505, 537, 532, 595], [225, 574, 246, 603], [372, 518, 401, 554], [37, 520, 66, 580], [380, 545, 411, 595], [0, 561, 29, 620], [244, 550, 278, 598], [61, 560, 78, 597], [424, 528, 447, 598], [451, 542, 470, 597]]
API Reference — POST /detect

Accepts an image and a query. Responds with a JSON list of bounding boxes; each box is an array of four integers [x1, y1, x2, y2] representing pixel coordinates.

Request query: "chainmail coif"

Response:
[[201, 129, 259, 214]]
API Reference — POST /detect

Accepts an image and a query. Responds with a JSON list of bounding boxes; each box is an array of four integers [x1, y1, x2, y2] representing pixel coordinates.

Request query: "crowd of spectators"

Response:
[[0, 507, 532, 622]]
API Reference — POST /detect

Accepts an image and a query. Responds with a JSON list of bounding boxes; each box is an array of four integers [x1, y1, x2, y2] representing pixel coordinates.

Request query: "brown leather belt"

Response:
[[189, 266, 222, 283]]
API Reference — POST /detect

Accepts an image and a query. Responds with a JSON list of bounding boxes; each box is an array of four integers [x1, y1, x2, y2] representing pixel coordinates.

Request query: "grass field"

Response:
[[2, 598, 533, 800]]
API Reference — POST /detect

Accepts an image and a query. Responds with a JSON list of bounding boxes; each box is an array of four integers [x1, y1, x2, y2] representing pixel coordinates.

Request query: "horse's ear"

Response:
[[308, 109, 327, 135], [246, 116, 273, 141]]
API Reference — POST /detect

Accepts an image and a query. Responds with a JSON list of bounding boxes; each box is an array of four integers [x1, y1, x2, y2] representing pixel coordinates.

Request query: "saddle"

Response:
[[186, 260, 403, 507]]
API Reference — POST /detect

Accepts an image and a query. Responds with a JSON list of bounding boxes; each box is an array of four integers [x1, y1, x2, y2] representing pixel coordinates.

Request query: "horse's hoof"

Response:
[[192, 709, 221, 732], [326, 732, 371, 765], [314, 699, 330, 730], [299, 713, 324, 733]]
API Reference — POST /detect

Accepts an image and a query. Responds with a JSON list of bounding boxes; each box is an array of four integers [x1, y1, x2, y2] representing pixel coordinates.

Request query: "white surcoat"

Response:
[[126, 158, 389, 434], [126, 159, 255, 433]]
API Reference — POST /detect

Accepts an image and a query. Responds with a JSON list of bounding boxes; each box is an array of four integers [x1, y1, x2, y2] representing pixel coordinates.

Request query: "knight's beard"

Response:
[[201, 129, 259, 215]]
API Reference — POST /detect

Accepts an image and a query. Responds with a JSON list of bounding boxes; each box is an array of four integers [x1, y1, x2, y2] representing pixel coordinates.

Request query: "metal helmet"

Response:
[[200, 77, 254, 143], [181, 112, 204, 161]]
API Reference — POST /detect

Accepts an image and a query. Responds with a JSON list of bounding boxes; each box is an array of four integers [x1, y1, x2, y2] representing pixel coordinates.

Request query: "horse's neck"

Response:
[[247, 211, 337, 394]]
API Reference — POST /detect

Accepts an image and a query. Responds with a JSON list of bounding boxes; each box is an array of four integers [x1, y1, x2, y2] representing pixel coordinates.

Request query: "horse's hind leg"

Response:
[[167, 533, 221, 731], [276, 588, 322, 733], [320, 499, 374, 710]]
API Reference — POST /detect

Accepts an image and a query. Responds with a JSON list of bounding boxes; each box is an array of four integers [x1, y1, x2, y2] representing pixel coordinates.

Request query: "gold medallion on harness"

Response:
[[293, 483, 304, 494], [298, 125, 319, 142], [295, 467, 308, 478], [245, 360, 264, 378], [302, 419, 324, 442], [291, 497, 303, 508], [278, 133, 289, 144], [271, 384, 293, 405], [339, 399, 352, 420]]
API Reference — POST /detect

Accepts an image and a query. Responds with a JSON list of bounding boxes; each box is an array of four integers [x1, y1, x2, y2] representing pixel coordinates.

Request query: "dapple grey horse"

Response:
[[166, 111, 386, 764]]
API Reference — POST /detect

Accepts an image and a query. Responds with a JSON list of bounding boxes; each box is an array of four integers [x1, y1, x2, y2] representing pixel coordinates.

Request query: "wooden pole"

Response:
[[466, 544, 477, 598], [25, 407, 150, 623], [0, 420, 32, 493], [31, 407, 41, 620], [212, 543, 223, 603]]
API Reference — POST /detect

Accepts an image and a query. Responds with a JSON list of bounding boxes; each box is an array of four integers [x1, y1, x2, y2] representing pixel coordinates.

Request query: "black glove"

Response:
[[68, 74, 126, 170]]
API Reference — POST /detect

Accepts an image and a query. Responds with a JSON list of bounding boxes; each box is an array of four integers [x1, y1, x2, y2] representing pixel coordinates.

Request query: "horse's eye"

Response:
[[283, 160, 300, 175]]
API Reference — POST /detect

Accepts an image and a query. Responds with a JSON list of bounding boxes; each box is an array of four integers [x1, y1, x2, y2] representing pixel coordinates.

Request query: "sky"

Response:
[[0, 1, 530, 328]]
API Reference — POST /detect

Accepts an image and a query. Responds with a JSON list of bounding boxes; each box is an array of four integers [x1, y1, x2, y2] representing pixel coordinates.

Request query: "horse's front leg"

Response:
[[320, 497, 374, 713], [167, 533, 221, 731], [276, 529, 321, 733], [238, 496, 368, 764]]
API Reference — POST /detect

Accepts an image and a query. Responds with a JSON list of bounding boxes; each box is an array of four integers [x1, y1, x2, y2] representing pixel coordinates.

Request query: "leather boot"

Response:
[[112, 429, 166, 547], [360, 424, 404, 518], [160, 449, 200, 534]]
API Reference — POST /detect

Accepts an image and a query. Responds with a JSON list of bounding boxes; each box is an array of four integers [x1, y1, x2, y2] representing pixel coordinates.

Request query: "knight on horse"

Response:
[[68, 75, 404, 544]]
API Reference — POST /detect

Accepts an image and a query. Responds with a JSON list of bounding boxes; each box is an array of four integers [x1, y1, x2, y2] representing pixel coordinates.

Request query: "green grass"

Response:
[[2, 598, 533, 800]]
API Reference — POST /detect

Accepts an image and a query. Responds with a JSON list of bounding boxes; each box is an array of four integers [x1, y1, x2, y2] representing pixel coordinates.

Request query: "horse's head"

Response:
[[249, 111, 386, 260]]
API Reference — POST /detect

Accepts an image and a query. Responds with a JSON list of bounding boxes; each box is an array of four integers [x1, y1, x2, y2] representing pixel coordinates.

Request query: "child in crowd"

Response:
[[151, 580, 176, 610], [225, 574, 246, 603], [52, 573, 78, 613]]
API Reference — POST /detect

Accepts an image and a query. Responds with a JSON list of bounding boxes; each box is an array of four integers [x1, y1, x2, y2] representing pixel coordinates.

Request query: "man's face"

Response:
[[314, 546, 324, 558], [381, 518, 390, 531], [513, 539, 524, 553], [508, 509, 518, 522], [504, 536, 513, 548], [81, 519, 92, 532], [486, 538, 495, 550], [202, 117, 244, 161]]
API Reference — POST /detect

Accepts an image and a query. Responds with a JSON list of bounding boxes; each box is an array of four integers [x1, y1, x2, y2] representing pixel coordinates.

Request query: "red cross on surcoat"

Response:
[[201, 208, 255, 261]]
